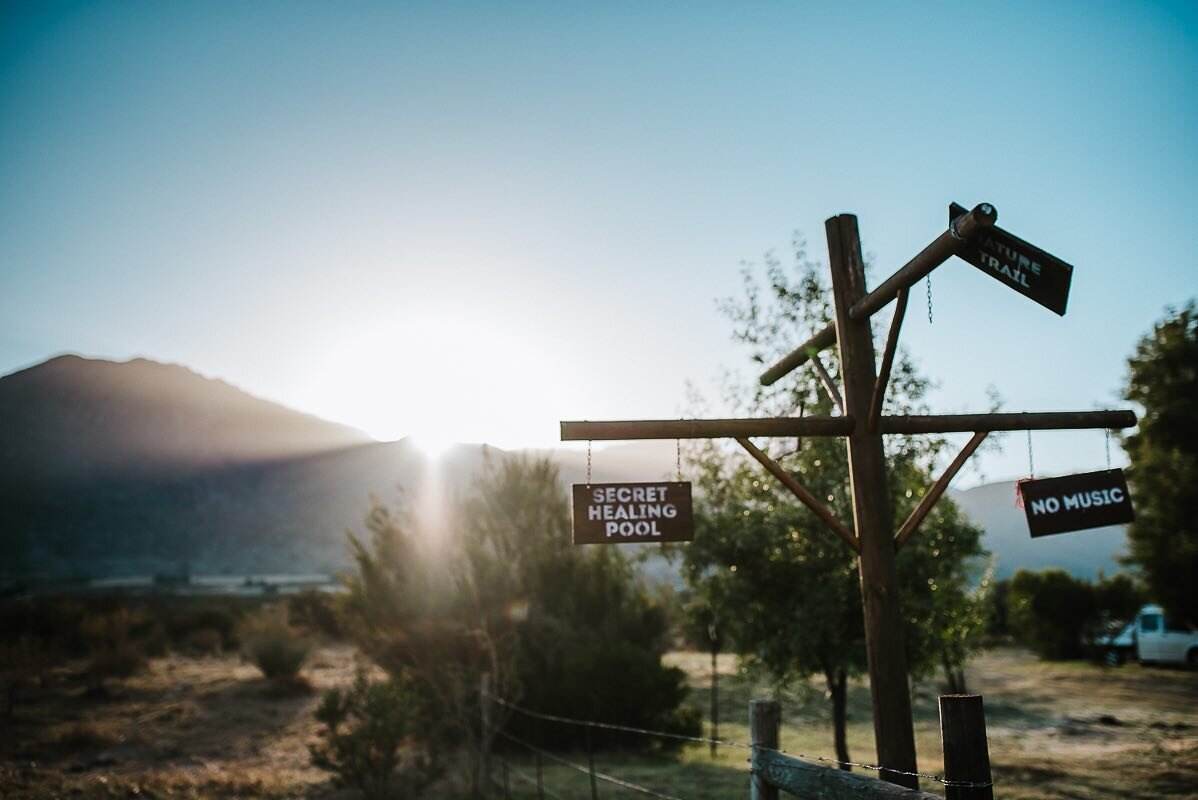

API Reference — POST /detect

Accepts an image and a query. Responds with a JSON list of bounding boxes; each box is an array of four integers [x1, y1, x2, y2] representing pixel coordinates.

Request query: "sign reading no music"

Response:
[[572, 482, 694, 545], [1020, 469, 1134, 537]]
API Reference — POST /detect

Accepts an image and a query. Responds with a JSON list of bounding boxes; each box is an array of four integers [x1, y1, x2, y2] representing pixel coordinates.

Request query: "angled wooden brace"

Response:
[[736, 437, 859, 553], [869, 287, 909, 432], [894, 431, 988, 550], [808, 352, 845, 415]]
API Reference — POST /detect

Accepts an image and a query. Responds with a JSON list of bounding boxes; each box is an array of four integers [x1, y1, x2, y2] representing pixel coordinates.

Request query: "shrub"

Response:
[[80, 608, 146, 692], [1, 635, 58, 715], [309, 670, 442, 800], [185, 627, 224, 656], [239, 606, 311, 681], [49, 721, 118, 751], [1008, 569, 1096, 659], [288, 588, 344, 640]]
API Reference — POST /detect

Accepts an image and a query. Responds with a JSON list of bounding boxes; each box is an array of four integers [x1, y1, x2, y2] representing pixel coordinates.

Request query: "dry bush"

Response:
[[239, 605, 312, 682], [47, 720, 119, 751], [80, 608, 146, 692], [184, 627, 223, 656]]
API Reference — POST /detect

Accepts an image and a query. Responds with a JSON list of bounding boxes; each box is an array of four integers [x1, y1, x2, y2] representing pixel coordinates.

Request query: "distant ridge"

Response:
[[0, 354, 372, 487], [0, 354, 1129, 584]]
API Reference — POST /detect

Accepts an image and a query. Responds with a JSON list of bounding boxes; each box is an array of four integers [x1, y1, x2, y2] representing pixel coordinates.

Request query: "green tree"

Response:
[[683, 240, 987, 767], [337, 453, 699, 795], [457, 454, 698, 751], [338, 497, 506, 796], [1122, 301, 1198, 621], [1007, 568, 1096, 659], [310, 669, 442, 800]]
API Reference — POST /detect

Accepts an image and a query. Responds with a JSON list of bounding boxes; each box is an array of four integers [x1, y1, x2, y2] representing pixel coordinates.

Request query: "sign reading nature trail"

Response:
[[572, 482, 693, 544], [950, 202, 1074, 315], [1019, 468, 1135, 537]]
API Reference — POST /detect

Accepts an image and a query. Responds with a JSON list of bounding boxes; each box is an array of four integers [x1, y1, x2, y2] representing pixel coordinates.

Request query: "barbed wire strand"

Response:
[[485, 692, 995, 789], [492, 727, 688, 800], [486, 692, 751, 750], [494, 755, 569, 800], [753, 756, 994, 790]]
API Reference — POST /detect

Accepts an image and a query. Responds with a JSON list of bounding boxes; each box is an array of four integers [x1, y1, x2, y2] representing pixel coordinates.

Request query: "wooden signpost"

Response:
[[572, 482, 693, 544], [1019, 468, 1134, 537], [561, 202, 1136, 789]]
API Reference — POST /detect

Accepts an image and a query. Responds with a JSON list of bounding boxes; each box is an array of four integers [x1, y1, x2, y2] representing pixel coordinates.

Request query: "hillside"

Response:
[[0, 354, 371, 487], [0, 355, 1130, 584], [0, 356, 679, 582]]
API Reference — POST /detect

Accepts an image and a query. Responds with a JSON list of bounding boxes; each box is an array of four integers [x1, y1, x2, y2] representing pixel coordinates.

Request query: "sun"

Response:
[[299, 314, 563, 451], [409, 431, 456, 459]]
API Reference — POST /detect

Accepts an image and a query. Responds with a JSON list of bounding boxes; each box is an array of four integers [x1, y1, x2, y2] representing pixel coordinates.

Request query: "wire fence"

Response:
[[485, 691, 994, 792]]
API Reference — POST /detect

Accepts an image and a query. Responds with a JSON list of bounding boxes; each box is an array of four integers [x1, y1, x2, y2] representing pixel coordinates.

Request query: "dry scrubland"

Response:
[[2, 645, 1195, 799]]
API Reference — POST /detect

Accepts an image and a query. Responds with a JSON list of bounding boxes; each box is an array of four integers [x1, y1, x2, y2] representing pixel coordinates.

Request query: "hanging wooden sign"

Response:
[[950, 202, 1074, 316], [1020, 468, 1134, 537], [572, 482, 693, 544]]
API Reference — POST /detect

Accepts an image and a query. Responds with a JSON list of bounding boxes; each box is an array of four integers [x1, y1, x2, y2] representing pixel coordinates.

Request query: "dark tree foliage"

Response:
[[310, 669, 442, 800], [1007, 569, 1097, 659], [1122, 302, 1198, 621], [338, 453, 699, 772]]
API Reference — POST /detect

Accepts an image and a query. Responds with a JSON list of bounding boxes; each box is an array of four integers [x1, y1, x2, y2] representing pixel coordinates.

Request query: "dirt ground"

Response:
[[0, 644, 370, 799], [963, 648, 1198, 798], [1, 645, 1195, 799]]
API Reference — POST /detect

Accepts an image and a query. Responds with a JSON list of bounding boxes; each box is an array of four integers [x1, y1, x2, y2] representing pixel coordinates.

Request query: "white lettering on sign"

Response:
[[606, 520, 665, 537], [1030, 488, 1126, 516], [586, 484, 678, 537], [979, 235, 1043, 289]]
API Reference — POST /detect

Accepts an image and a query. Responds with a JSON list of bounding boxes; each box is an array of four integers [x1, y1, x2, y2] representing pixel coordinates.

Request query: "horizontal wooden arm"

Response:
[[560, 416, 856, 441], [561, 410, 1134, 442], [879, 410, 1135, 434]]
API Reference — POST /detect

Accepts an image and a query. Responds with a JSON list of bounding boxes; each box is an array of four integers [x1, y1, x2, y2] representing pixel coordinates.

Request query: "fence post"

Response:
[[586, 723, 599, 800], [939, 694, 994, 800], [749, 699, 780, 800], [481, 672, 493, 799]]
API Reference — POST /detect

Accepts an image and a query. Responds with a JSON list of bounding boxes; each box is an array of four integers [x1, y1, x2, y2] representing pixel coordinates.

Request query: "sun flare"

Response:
[[300, 315, 562, 450], [409, 431, 456, 459]]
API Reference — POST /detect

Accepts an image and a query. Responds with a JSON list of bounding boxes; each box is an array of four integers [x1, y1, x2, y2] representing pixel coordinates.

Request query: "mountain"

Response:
[[0, 355, 385, 579], [0, 355, 682, 582], [0, 354, 1130, 584], [0, 354, 371, 487]]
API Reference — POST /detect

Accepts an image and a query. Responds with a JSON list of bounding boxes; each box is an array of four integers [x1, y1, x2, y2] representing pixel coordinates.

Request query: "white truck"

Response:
[[1102, 604, 1198, 667]]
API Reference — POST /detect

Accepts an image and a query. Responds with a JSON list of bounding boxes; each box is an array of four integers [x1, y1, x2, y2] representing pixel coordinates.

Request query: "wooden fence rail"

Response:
[[749, 695, 993, 800]]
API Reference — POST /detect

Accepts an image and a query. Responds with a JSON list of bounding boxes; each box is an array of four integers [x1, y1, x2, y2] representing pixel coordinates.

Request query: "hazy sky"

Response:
[[2, 1, 1195, 483]]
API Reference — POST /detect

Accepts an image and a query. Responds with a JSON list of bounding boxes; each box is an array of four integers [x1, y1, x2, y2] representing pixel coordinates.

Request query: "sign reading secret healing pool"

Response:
[[572, 482, 693, 545]]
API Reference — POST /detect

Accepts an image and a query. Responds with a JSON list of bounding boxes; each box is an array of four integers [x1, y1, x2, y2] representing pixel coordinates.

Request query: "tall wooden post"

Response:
[[826, 214, 919, 788]]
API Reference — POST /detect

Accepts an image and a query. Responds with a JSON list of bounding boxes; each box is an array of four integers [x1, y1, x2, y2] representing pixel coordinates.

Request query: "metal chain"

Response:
[[676, 438, 682, 482], [925, 274, 933, 324], [586, 440, 592, 485], [1105, 428, 1112, 469], [1026, 429, 1035, 478]]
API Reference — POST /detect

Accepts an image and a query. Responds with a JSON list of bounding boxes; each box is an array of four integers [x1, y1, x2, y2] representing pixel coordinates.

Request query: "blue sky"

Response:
[[2, 1, 1195, 483]]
